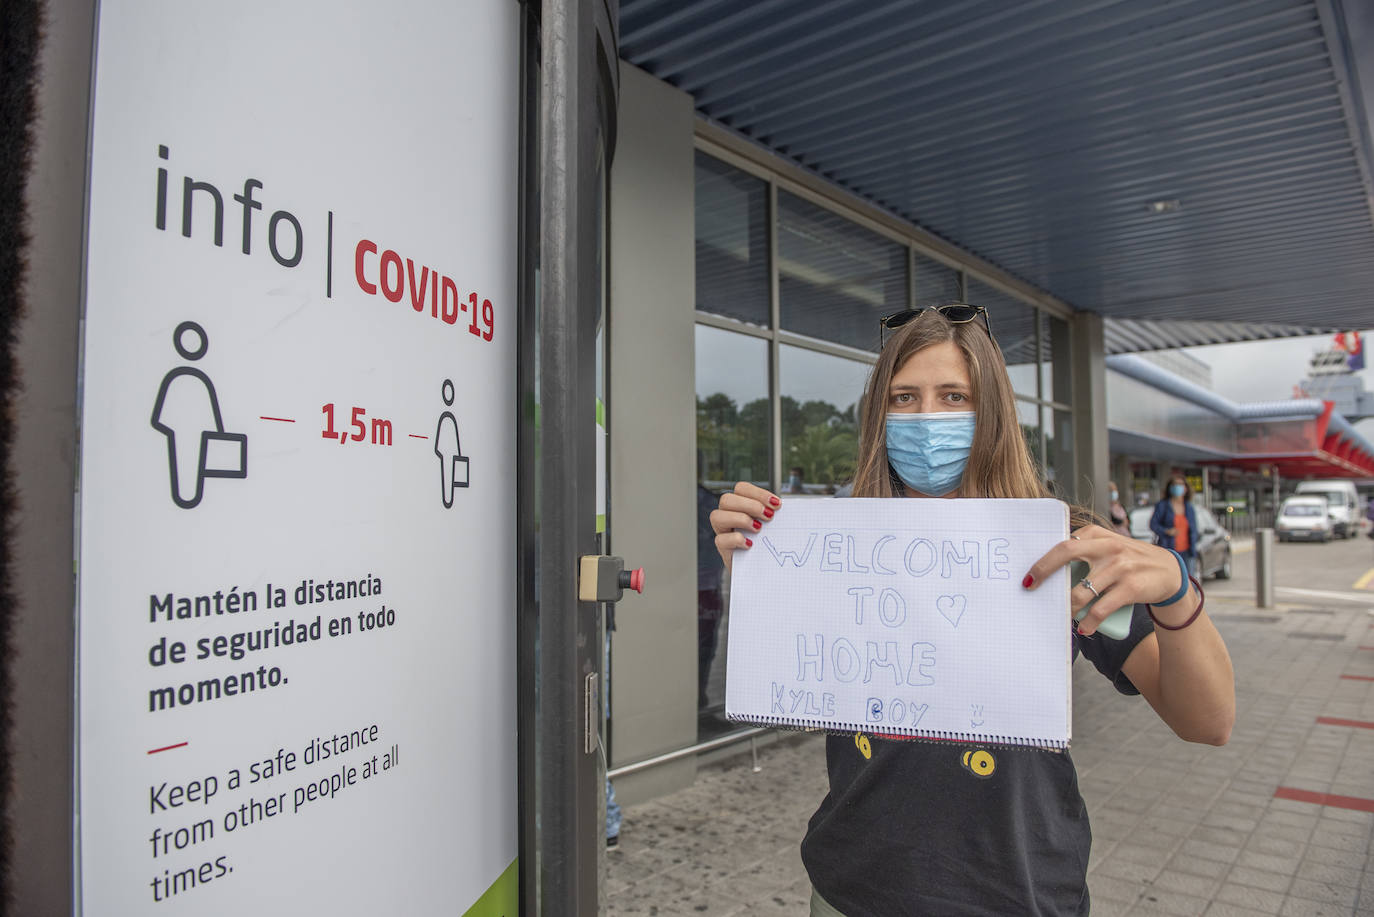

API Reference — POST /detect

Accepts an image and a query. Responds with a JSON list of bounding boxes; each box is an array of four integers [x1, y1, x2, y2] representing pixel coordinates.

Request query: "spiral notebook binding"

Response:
[[726, 712, 1069, 751]]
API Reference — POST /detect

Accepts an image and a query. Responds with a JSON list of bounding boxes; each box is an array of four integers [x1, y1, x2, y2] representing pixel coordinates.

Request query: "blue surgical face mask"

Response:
[[885, 412, 976, 496], [1169, 483, 1186, 498], [1110, 489, 1119, 502]]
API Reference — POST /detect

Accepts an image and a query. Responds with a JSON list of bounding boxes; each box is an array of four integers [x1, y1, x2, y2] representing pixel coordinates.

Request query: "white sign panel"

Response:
[[79, 4, 519, 913], [725, 499, 1074, 748]]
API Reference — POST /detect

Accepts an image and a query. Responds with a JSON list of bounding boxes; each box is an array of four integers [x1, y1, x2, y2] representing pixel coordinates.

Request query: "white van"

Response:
[[1294, 479, 1359, 538]]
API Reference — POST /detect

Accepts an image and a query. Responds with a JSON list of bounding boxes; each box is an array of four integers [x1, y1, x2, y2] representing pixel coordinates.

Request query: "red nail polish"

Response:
[[1022, 574, 1034, 588], [770, 497, 781, 507], [745, 538, 753, 547], [763, 508, 774, 518]]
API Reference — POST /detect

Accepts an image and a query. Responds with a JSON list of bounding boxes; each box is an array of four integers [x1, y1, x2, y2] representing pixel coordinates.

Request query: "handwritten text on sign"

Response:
[[724, 499, 1072, 745]]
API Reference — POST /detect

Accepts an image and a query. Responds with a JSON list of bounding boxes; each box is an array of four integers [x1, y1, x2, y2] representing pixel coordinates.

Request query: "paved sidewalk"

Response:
[[607, 590, 1374, 916]]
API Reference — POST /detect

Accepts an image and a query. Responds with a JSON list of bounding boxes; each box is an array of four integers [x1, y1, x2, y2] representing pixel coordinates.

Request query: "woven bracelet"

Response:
[[1148, 575, 1204, 631]]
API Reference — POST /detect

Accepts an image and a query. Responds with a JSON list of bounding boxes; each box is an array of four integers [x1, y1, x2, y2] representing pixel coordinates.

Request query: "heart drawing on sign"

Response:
[[937, 594, 967, 628]]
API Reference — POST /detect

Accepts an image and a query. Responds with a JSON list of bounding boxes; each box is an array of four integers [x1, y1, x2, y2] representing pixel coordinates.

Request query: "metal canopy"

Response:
[[621, 0, 1374, 334]]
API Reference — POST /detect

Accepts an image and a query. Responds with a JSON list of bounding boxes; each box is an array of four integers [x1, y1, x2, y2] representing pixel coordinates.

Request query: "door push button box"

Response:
[[578, 555, 645, 603]]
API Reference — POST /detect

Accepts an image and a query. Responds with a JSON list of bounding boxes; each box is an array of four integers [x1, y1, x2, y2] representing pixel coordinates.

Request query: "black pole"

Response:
[[536, 0, 617, 912]]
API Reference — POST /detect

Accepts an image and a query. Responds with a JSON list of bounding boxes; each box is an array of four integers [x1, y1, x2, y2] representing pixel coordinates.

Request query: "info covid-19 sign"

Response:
[[78, 4, 519, 913]]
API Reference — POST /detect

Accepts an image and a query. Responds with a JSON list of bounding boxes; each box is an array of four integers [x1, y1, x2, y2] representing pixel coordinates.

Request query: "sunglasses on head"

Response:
[[878, 303, 994, 347]]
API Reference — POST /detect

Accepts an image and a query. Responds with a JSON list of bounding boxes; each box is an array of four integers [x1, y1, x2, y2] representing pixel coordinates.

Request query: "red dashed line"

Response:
[[408, 434, 428, 440], [1274, 786, 1374, 814], [1316, 716, 1374, 730], [260, 416, 295, 423]]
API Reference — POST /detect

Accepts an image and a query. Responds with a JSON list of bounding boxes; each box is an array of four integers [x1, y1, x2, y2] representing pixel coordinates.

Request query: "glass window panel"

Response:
[[966, 278, 1038, 396], [1047, 408, 1075, 492], [695, 325, 769, 735], [695, 152, 770, 326], [695, 326, 770, 491], [780, 345, 870, 494], [913, 251, 960, 306], [778, 191, 907, 352]]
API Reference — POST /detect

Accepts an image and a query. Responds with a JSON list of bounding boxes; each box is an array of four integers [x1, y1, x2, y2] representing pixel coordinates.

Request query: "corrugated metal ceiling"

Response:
[[621, 0, 1374, 336]]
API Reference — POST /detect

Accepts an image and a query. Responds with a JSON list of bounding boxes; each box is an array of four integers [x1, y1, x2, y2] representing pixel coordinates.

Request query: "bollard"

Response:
[[1255, 528, 1275, 608]]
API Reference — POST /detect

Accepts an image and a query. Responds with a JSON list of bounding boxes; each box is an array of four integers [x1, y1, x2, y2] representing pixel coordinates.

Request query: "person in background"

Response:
[[1150, 474, 1200, 578], [1108, 480, 1131, 536], [786, 465, 806, 494]]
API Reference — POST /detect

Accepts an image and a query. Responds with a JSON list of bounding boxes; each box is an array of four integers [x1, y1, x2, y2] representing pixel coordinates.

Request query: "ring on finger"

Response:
[[1077, 578, 1100, 598]]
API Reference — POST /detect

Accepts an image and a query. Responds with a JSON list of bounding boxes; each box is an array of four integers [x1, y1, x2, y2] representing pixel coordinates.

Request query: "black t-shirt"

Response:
[[800, 603, 1154, 917]]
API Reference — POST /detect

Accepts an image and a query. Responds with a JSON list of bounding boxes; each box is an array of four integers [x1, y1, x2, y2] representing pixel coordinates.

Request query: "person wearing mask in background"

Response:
[[1150, 474, 1200, 578], [787, 465, 806, 494], [1108, 480, 1131, 537]]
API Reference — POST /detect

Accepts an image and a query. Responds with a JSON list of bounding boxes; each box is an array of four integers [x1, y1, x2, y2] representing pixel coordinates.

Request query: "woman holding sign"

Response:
[[710, 305, 1234, 917]]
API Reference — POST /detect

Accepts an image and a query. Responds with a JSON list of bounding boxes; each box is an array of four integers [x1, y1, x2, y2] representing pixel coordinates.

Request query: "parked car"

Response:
[[1275, 495, 1333, 543], [1293, 479, 1359, 538], [1127, 504, 1232, 580]]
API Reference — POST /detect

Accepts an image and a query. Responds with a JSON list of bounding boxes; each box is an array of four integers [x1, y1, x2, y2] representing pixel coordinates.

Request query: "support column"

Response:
[[1070, 311, 1110, 516]]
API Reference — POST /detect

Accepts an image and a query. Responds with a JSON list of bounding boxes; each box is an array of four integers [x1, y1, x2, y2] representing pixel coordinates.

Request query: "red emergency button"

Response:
[[619, 567, 645, 594]]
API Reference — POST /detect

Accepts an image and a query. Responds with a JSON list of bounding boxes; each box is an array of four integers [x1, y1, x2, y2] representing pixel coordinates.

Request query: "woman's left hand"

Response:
[[1022, 524, 1190, 635]]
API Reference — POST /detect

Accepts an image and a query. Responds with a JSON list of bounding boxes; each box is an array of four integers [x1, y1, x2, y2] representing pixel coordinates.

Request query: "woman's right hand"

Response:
[[708, 482, 781, 573]]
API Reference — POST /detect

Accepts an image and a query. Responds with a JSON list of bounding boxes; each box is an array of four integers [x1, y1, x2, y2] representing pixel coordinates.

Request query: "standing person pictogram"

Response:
[[150, 321, 248, 509], [434, 379, 470, 508]]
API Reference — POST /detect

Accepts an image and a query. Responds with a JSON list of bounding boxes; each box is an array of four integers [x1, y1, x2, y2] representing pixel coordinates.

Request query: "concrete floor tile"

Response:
[[1178, 837, 1244, 864], [1097, 855, 1168, 884], [1301, 844, 1369, 870], [1243, 834, 1305, 859], [1201, 904, 1277, 917], [1167, 853, 1233, 882], [1226, 865, 1294, 895], [1279, 897, 1357, 917], [1286, 877, 1361, 908], [1191, 825, 1252, 848], [1153, 868, 1224, 900], [1317, 812, 1374, 836], [1090, 897, 1137, 917], [1213, 881, 1288, 913], [1234, 850, 1300, 876], [1295, 859, 1365, 889], [1089, 874, 1148, 907], [1308, 827, 1372, 854], [1129, 888, 1212, 916]]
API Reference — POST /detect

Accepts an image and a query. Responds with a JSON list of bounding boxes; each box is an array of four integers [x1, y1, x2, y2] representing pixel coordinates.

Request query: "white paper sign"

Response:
[[78, 3, 519, 913], [725, 499, 1073, 747]]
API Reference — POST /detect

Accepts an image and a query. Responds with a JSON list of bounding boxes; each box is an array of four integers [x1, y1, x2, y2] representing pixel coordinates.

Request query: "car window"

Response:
[[1282, 503, 1322, 517]]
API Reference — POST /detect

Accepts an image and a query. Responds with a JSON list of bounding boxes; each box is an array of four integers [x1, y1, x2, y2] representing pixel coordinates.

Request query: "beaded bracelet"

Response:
[[1148, 575, 1204, 631], [1154, 548, 1191, 606]]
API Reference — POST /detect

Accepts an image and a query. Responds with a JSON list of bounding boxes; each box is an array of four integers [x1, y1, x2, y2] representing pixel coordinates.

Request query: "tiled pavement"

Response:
[[606, 579, 1374, 915]]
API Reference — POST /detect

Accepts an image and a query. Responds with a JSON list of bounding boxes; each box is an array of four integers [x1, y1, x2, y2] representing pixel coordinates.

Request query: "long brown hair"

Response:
[[850, 310, 1049, 501]]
